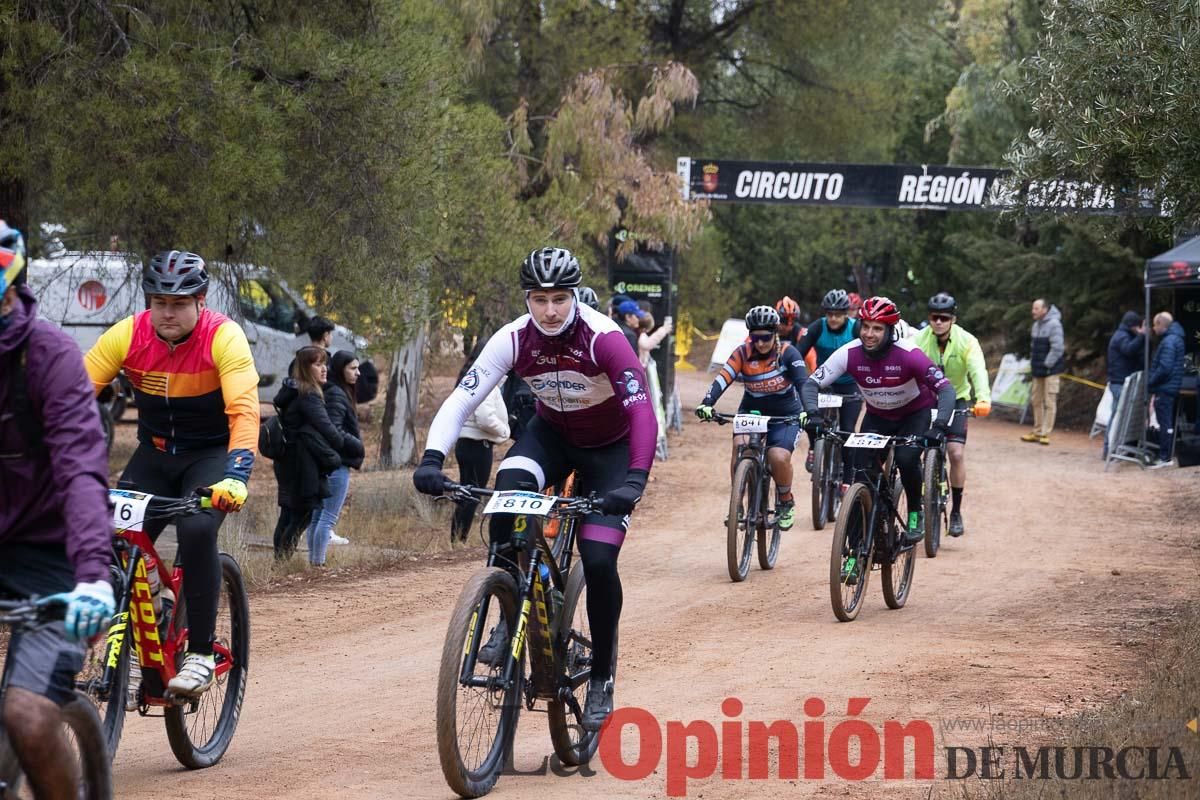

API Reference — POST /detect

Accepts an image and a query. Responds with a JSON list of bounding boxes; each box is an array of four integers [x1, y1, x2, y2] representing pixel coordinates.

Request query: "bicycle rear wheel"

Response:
[[810, 439, 828, 530], [829, 483, 872, 622], [827, 442, 844, 523], [0, 692, 113, 800], [922, 449, 942, 558], [548, 562, 614, 766], [437, 567, 523, 798], [882, 476, 916, 609], [756, 473, 780, 570], [165, 552, 250, 769], [727, 459, 757, 582]]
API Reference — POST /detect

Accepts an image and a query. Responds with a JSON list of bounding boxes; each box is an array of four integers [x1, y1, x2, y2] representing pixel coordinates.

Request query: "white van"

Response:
[[27, 252, 373, 411]]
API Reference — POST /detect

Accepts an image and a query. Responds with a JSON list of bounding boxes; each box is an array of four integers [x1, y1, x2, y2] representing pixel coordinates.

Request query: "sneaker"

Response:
[[1038, 435, 1051, 446], [904, 511, 925, 544], [840, 555, 860, 586], [167, 653, 216, 697], [329, 532, 350, 545], [948, 511, 964, 537], [477, 618, 509, 666], [581, 677, 615, 731], [776, 500, 795, 531], [1148, 459, 1177, 470], [1020, 432, 1040, 443], [805, 450, 815, 473]]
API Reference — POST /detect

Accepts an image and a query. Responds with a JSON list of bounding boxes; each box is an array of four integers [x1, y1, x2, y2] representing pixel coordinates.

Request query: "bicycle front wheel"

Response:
[[437, 567, 523, 798], [0, 692, 113, 800], [810, 439, 827, 530], [165, 552, 250, 769], [548, 562, 615, 766], [76, 606, 131, 756], [882, 476, 916, 609], [922, 449, 942, 558], [756, 472, 780, 570], [727, 459, 757, 582], [830, 483, 872, 622]]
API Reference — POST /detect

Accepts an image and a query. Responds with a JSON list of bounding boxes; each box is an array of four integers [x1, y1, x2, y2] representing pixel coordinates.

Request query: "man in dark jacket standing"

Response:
[[1022, 298, 1066, 445], [1104, 311, 1144, 457], [1147, 312, 1186, 467], [0, 224, 113, 797]]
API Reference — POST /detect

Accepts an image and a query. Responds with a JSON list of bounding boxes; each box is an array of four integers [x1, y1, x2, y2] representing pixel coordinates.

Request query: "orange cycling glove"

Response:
[[972, 400, 992, 418]]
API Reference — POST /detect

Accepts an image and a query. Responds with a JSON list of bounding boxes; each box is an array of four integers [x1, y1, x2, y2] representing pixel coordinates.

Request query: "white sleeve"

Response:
[[810, 342, 850, 389], [425, 325, 516, 456]]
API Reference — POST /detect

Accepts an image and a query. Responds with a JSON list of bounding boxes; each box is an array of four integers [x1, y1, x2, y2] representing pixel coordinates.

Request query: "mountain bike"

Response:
[[922, 407, 974, 558], [703, 412, 803, 582], [810, 394, 848, 531], [829, 432, 928, 622], [0, 598, 111, 799], [75, 489, 250, 768], [435, 483, 611, 798]]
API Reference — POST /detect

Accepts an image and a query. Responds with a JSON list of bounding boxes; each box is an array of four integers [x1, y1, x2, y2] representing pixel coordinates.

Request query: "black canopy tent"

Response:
[[1144, 235, 1200, 379]]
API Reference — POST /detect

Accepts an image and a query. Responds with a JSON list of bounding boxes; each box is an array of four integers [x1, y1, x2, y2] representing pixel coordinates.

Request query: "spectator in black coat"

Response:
[[307, 350, 365, 564], [1104, 311, 1144, 457], [273, 346, 356, 559]]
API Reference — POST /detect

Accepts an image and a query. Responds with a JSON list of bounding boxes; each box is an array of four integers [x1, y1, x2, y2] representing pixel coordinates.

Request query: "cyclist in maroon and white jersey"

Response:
[[413, 247, 657, 732]]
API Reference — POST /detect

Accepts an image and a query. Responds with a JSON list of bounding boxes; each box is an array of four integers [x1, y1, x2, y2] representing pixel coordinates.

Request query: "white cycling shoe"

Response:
[[167, 653, 216, 697]]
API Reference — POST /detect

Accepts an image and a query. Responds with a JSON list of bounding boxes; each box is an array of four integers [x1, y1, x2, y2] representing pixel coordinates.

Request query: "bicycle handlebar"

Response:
[[442, 482, 607, 517], [0, 597, 67, 627], [703, 412, 806, 426]]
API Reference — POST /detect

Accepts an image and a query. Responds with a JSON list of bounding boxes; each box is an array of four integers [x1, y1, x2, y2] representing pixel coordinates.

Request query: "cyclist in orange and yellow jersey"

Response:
[[84, 250, 259, 697]]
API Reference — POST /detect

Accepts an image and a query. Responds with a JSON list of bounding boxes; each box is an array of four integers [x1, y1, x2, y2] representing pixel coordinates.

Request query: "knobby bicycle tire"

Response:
[[810, 439, 828, 531], [827, 441, 843, 523], [756, 469, 780, 570], [548, 561, 614, 767], [0, 693, 113, 800], [165, 552, 250, 769], [830, 483, 872, 622], [881, 476, 916, 610], [727, 459, 757, 582], [922, 449, 942, 558], [437, 567, 522, 798], [77, 562, 131, 758]]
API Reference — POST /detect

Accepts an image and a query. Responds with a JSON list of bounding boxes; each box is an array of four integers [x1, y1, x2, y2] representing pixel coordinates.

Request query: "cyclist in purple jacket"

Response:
[[0, 224, 113, 798], [413, 247, 657, 732]]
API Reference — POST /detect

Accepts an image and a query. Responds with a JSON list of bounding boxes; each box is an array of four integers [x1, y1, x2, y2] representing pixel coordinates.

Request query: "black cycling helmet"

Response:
[[928, 292, 957, 314], [821, 289, 851, 311], [143, 250, 209, 297], [520, 247, 582, 291], [577, 286, 600, 311], [745, 305, 780, 331]]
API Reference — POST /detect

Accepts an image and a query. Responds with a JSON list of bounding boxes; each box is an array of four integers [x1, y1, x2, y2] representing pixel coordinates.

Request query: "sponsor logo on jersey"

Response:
[[619, 369, 642, 396], [530, 376, 587, 392]]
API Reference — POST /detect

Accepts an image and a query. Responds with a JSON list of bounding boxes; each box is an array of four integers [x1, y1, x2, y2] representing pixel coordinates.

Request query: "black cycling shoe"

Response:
[[948, 511, 965, 537], [477, 618, 509, 666], [581, 677, 615, 732]]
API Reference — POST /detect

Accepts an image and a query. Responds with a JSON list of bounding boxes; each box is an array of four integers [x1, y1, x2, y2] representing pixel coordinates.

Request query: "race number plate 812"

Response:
[[733, 414, 770, 434], [483, 490, 559, 517]]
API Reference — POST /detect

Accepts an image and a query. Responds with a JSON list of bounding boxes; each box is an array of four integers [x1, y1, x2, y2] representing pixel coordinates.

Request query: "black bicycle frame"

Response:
[[853, 439, 914, 564]]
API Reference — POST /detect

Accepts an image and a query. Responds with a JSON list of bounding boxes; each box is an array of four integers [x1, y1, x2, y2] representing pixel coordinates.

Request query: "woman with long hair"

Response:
[[272, 346, 361, 559], [307, 350, 364, 564]]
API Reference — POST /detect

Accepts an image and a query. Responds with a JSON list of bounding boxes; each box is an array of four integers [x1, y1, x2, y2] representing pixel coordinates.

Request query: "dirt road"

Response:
[[111, 370, 1198, 798]]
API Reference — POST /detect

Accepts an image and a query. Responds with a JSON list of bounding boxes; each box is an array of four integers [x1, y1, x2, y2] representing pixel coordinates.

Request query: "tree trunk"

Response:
[[378, 327, 427, 467]]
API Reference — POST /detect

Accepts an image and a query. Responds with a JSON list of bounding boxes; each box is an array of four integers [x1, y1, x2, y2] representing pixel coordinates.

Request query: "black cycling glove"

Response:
[[602, 469, 648, 517], [412, 449, 450, 496]]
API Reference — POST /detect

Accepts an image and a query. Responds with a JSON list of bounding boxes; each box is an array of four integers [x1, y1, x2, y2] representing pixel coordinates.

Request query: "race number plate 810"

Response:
[[109, 489, 152, 531], [844, 433, 890, 449], [483, 491, 559, 517], [733, 414, 770, 434]]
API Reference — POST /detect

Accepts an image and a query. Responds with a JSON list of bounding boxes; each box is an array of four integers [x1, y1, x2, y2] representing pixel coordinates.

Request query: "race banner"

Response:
[[676, 157, 1160, 215]]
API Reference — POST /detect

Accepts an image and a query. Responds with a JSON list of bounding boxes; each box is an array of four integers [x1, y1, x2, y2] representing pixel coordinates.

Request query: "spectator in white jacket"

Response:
[[451, 348, 510, 542]]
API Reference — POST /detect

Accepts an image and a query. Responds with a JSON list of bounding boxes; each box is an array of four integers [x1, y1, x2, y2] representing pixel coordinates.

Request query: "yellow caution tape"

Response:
[[1061, 373, 1105, 390]]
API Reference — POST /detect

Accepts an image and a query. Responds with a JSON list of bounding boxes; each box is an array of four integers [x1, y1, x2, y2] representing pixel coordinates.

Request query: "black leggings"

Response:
[[857, 412, 929, 510], [490, 417, 630, 682], [274, 507, 314, 558], [452, 438, 494, 541], [119, 445, 226, 656]]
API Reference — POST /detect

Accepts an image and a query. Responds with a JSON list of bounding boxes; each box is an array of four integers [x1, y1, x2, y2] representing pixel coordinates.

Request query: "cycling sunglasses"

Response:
[[749, 332, 776, 343], [929, 314, 954, 323]]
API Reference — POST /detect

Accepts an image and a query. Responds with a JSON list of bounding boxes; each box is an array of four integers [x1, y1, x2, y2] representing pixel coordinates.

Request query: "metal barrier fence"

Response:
[[1105, 371, 1156, 470]]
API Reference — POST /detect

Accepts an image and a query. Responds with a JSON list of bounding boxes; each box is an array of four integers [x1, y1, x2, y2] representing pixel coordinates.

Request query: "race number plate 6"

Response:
[[733, 414, 769, 434], [109, 489, 152, 531], [844, 433, 890, 449], [818, 394, 844, 409], [483, 490, 559, 517]]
